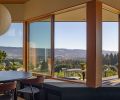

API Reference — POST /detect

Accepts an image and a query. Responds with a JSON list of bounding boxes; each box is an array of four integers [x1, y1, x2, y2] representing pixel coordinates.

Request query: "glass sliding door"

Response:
[[28, 17, 53, 75]]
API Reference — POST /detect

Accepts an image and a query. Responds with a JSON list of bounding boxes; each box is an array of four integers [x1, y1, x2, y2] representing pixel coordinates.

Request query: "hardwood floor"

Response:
[[18, 97, 25, 100]]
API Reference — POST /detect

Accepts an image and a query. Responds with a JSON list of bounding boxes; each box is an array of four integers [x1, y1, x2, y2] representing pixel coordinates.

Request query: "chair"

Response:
[[17, 76, 44, 100], [0, 82, 16, 100]]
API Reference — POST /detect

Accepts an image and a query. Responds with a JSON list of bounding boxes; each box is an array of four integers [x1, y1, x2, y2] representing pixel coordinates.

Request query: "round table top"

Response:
[[0, 71, 32, 83]]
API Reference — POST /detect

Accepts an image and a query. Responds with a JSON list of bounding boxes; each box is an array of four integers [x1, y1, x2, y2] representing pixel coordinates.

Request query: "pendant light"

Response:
[[0, 4, 11, 36]]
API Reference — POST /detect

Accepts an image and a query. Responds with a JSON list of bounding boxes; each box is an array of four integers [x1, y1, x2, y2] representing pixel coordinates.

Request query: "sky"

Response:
[[102, 22, 118, 51], [55, 22, 118, 51], [55, 22, 86, 50], [29, 22, 51, 48], [0, 22, 118, 51], [0, 23, 23, 47]]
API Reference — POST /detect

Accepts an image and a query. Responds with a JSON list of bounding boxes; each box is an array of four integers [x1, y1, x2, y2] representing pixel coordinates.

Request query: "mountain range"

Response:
[[0, 46, 118, 60]]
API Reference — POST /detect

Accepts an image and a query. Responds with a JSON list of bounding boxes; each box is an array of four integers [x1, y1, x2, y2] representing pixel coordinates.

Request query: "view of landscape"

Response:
[[54, 49, 118, 80], [28, 20, 52, 75], [0, 46, 118, 79], [54, 22, 86, 80], [54, 22, 118, 81], [0, 21, 118, 81], [0, 23, 23, 71]]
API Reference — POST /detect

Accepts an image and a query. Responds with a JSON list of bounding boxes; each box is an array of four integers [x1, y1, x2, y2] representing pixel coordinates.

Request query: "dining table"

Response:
[[0, 71, 32, 100], [0, 71, 32, 83]]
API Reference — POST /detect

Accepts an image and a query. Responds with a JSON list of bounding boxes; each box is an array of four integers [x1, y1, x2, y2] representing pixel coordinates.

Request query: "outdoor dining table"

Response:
[[0, 71, 32, 100]]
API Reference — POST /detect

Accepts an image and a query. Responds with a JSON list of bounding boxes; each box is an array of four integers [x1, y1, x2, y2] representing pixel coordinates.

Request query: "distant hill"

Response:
[[55, 49, 86, 60], [55, 49, 118, 60], [0, 46, 22, 59], [0, 46, 118, 60]]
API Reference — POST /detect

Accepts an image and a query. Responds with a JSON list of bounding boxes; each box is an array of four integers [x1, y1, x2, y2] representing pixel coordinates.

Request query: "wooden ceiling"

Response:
[[1, 0, 120, 10], [100, 0, 120, 11], [0, 0, 29, 4], [55, 4, 119, 22]]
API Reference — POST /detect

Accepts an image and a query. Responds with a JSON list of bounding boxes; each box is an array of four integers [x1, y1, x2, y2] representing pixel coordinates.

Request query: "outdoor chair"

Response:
[[0, 82, 16, 100]]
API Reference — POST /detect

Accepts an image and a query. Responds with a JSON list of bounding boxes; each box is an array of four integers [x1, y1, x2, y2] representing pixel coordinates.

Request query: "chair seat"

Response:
[[18, 87, 40, 94]]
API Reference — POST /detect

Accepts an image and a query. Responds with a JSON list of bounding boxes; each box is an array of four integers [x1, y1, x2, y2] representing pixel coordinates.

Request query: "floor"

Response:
[[18, 97, 24, 100]]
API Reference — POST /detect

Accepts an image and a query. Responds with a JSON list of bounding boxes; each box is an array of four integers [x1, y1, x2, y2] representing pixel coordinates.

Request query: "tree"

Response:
[[109, 53, 114, 65], [113, 54, 118, 65], [0, 50, 7, 63], [104, 54, 110, 65], [41, 60, 48, 72]]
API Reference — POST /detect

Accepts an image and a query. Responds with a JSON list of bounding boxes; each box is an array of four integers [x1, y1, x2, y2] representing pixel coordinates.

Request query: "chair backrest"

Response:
[[22, 75, 45, 85], [0, 82, 16, 93]]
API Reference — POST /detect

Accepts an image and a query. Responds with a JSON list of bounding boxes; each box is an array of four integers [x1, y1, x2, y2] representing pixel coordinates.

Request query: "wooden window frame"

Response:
[[23, 1, 120, 86], [23, 15, 54, 77]]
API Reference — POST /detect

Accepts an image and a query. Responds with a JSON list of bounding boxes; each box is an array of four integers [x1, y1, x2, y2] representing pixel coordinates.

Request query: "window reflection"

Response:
[[28, 19, 52, 75]]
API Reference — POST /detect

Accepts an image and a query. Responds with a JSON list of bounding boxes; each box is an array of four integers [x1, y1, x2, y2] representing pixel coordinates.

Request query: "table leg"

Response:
[[14, 88, 17, 100]]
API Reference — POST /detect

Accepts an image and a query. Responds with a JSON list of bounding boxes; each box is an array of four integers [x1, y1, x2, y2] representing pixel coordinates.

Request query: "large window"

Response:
[[28, 18, 52, 75], [54, 4, 87, 81], [102, 8, 119, 79], [102, 22, 118, 78], [0, 23, 23, 71]]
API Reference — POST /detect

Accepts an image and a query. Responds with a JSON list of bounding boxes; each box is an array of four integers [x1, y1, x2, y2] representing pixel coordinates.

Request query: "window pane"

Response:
[[102, 22, 118, 78], [54, 4, 86, 81], [54, 22, 86, 81], [28, 18, 52, 75], [0, 23, 23, 71]]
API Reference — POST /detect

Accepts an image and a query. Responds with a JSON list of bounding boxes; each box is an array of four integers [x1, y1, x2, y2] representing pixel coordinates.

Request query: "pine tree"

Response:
[[109, 53, 114, 65]]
